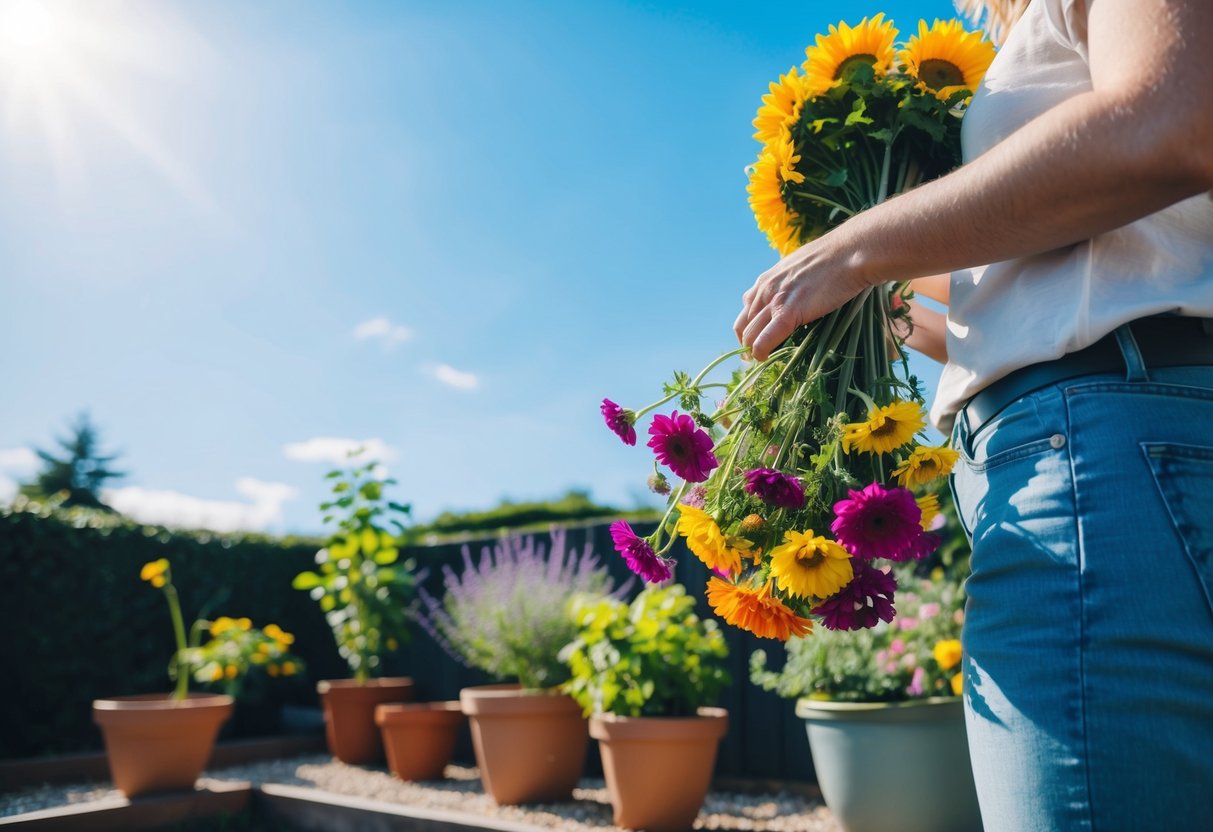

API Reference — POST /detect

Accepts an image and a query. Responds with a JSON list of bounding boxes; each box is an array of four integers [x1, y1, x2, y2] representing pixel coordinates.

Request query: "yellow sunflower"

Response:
[[933, 639, 963, 670], [893, 443, 961, 487], [706, 578, 813, 641], [747, 130, 803, 255], [842, 400, 926, 455], [753, 66, 812, 143], [916, 493, 940, 531], [676, 504, 756, 575], [769, 529, 854, 600], [803, 14, 899, 93], [899, 19, 996, 101]]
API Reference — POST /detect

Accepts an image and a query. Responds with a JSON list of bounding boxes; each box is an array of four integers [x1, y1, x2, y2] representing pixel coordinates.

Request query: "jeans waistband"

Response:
[[961, 316, 1213, 435]]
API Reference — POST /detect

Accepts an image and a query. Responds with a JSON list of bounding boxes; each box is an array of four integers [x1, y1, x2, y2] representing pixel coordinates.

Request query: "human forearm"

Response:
[[897, 299, 948, 364]]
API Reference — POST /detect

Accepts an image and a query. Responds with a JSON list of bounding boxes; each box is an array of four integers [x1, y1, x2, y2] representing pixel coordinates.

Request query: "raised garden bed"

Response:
[[1, 755, 841, 831]]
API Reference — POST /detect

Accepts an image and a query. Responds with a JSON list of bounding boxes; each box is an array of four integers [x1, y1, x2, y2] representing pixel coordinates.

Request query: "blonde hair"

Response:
[[955, 0, 1031, 46]]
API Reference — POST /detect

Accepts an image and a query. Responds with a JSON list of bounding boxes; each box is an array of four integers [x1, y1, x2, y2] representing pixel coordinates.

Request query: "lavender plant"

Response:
[[414, 528, 627, 690]]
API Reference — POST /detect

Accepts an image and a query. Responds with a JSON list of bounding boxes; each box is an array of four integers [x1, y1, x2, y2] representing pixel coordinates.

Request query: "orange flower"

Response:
[[706, 578, 813, 641]]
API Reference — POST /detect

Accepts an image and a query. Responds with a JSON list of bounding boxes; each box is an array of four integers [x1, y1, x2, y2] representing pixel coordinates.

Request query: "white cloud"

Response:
[[353, 317, 414, 348], [430, 363, 479, 391], [102, 477, 298, 533], [0, 475, 16, 505], [282, 437, 398, 465], [0, 447, 38, 475]]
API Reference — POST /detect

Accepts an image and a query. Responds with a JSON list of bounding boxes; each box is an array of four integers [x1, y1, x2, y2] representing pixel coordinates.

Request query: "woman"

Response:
[[734, 1, 1213, 830]]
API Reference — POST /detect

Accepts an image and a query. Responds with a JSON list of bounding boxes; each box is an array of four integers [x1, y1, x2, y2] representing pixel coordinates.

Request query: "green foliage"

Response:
[[292, 460, 418, 683], [413, 489, 649, 538], [0, 499, 338, 758], [561, 584, 730, 717], [750, 563, 967, 703], [21, 412, 124, 510]]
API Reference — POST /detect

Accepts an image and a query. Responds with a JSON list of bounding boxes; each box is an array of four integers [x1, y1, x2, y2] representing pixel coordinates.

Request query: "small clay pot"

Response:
[[317, 677, 415, 765], [459, 684, 588, 805], [93, 693, 234, 797], [590, 707, 728, 832], [375, 701, 465, 781]]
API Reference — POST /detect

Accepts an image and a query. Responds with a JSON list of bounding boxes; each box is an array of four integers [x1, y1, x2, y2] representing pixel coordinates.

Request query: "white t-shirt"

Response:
[[929, 0, 1213, 431]]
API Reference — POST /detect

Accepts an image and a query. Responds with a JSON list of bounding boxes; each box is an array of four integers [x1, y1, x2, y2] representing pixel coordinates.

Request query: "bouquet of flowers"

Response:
[[602, 16, 993, 640]]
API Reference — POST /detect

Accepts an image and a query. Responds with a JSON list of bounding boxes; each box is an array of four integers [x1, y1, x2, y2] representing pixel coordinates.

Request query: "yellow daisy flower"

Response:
[[281, 661, 298, 677], [951, 671, 964, 696], [224, 665, 238, 680], [747, 130, 804, 255], [842, 400, 926, 455], [916, 493, 941, 531], [140, 559, 170, 588], [268, 664, 281, 677], [263, 623, 294, 646], [753, 66, 812, 143], [898, 19, 996, 101], [803, 14, 899, 93], [893, 444, 961, 487], [210, 616, 236, 636], [209, 665, 224, 682], [933, 638, 963, 670], [677, 504, 756, 576], [706, 578, 813, 641], [769, 530, 854, 600], [235, 617, 252, 631]]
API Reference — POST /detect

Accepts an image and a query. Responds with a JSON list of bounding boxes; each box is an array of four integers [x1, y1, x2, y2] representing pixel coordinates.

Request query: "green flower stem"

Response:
[[651, 480, 691, 557], [189, 619, 209, 649], [163, 583, 190, 700]]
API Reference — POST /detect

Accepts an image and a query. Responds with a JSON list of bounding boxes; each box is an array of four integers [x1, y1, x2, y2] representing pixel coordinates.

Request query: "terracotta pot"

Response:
[[590, 707, 728, 831], [92, 693, 234, 797], [459, 684, 588, 805], [375, 701, 465, 781], [317, 677, 415, 765]]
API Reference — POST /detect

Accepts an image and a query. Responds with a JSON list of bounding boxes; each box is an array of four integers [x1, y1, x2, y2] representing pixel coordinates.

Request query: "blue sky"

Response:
[[0, 0, 957, 535]]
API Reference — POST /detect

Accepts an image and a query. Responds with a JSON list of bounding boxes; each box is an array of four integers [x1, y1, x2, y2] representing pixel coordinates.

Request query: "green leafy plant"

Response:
[[292, 459, 418, 683], [750, 562, 967, 703], [560, 584, 730, 717]]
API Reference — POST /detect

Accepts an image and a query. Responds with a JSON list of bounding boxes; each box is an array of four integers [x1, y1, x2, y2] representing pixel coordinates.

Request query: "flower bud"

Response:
[[647, 472, 672, 495], [738, 514, 765, 534]]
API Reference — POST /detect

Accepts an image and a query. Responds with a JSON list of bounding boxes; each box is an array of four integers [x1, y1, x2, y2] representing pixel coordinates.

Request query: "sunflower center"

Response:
[[834, 54, 877, 80], [796, 548, 825, 569], [869, 417, 899, 438], [919, 59, 965, 90]]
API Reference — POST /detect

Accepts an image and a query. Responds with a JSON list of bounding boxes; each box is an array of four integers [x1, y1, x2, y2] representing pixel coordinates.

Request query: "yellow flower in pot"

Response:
[[560, 584, 731, 832], [92, 559, 237, 797], [292, 458, 420, 764]]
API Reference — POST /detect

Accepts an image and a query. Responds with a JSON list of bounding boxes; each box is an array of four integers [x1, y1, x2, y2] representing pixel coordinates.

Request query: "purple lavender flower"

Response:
[[609, 521, 672, 584], [647, 411, 719, 483], [743, 468, 806, 509], [813, 562, 898, 631], [601, 398, 636, 446], [831, 482, 936, 561]]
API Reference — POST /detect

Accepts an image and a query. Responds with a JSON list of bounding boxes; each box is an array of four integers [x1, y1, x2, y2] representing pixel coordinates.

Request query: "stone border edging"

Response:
[[0, 781, 250, 831]]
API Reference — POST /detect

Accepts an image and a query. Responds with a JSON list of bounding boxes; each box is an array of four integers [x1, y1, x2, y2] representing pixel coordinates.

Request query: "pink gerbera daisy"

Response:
[[831, 481, 938, 561], [647, 411, 719, 483]]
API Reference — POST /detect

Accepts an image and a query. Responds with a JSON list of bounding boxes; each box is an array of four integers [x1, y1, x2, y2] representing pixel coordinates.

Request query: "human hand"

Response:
[[734, 234, 871, 360]]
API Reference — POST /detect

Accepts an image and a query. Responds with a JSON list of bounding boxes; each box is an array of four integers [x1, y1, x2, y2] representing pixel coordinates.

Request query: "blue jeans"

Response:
[[950, 346, 1213, 831]]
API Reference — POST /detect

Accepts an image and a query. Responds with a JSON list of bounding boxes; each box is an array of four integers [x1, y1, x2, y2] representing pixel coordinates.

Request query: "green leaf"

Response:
[[292, 571, 322, 590]]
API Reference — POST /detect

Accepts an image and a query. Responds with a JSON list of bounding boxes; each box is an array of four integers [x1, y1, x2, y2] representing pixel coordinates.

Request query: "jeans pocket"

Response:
[[1142, 442, 1213, 617]]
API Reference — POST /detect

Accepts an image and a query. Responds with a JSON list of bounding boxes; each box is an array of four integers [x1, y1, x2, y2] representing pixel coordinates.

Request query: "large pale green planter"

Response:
[[796, 696, 982, 832]]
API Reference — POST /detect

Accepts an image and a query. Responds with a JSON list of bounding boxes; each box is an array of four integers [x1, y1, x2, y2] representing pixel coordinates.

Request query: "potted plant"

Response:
[[561, 583, 730, 832], [413, 527, 624, 804], [92, 559, 235, 797], [751, 559, 980, 832], [185, 617, 305, 737], [292, 458, 420, 764]]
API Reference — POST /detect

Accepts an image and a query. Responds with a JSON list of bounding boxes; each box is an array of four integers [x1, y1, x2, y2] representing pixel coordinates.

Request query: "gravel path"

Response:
[[0, 754, 841, 831]]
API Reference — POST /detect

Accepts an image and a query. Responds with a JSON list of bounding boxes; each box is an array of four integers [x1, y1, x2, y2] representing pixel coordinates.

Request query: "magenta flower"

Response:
[[831, 482, 938, 561], [743, 468, 806, 509], [908, 666, 927, 697], [813, 562, 897, 631], [600, 398, 636, 446], [646, 411, 719, 483], [609, 521, 672, 584]]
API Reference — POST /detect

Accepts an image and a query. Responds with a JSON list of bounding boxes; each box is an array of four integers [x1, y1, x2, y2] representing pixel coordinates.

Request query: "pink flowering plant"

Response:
[[750, 561, 967, 703], [597, 16, 992, 641]]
